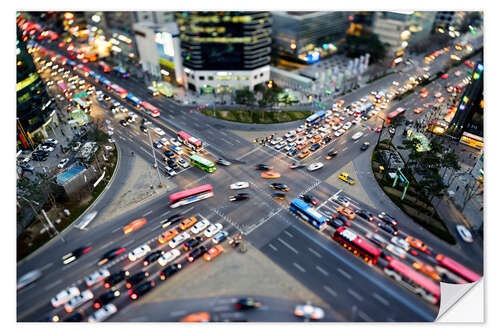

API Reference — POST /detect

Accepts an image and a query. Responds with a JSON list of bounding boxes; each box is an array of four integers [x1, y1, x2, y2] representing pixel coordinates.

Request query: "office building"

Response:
[[346, 12, 375, 36], [176, 12, 272, 93], [272, 11, 350, 64], [432, 11, 466, 32]]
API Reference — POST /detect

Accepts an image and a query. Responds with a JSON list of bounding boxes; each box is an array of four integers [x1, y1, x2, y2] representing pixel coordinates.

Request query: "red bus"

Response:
[[384, 258, 441, 304], [177, 131, 203, 151], [332, 227, 382, 264], [169, 184, 213, 208], [435, 254, 481, 283], [111, 84, 128, 99], [386, 107, 406, 123], [98, 61, 111, 72], [140, 101, 160, 118]]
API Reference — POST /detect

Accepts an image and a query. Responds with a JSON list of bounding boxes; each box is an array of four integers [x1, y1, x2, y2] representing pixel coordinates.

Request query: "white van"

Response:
[[352, 132, 364, 140]]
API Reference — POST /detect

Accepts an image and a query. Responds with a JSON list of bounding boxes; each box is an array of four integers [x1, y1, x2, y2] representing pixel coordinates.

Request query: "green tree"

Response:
[[343, 33, 387, 63], [235, 87, 256, 106], [441, 152, 460, 185]]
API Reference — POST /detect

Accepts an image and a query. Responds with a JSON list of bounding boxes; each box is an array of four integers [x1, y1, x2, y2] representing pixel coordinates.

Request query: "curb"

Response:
[[17, 141, 122, 265]]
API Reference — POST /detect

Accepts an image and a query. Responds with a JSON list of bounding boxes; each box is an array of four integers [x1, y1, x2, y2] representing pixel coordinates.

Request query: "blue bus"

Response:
[[126, 93, 142, 108], [290, 199, 327, 230], [306, 110, 326, 127]]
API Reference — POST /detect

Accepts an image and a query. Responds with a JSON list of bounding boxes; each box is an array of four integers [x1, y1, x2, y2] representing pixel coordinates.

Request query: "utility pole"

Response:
[[376, 114, 387, 146], [147, 126, 164, 188]]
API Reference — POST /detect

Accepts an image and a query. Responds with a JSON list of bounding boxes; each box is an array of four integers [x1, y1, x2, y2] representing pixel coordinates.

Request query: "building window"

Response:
[[199, 76, 205, 80], [208, 76, 214, 80], [191, 74, 195, 79], [260, 73, 263, 77], [242, 76, 249, 80], [234, 76, 239, 80], [254, 75, 258, 79]]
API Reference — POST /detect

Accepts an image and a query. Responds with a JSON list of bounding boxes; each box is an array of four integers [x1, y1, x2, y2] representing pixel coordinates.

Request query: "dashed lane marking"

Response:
[[358, 310, 374, 322], [44, 279, 62, 291], [323, 285, 338, 297], [144, 210, 153, 217], [277, 237, 298, 254], [348, 288, 364, 302], [308, 247, 322, 258], [284, 230, 294, 238], [123, 239, 135, 247], [316, 265, 329, 277], [372, 293, 390, 307], [268, 244, 278, 252], [293, 262, 306, 273], [337, 268, 352, 280]]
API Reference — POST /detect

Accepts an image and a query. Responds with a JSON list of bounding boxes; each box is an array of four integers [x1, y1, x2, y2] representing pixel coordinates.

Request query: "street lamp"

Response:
[[146, 125, 164, 189]]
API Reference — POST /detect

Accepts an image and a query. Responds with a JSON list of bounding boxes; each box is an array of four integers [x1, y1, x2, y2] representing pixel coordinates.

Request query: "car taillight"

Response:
[[143, 261, 148, 266], [104, 283, 110, 288], [94, 303, 100, 309], [131, 294, 137, 300], [126, 283, 131, 289]]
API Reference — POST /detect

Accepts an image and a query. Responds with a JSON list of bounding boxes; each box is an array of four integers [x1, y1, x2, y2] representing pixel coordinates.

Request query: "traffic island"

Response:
[[201, 108, 312, 124], [371, 139, 456, 244]]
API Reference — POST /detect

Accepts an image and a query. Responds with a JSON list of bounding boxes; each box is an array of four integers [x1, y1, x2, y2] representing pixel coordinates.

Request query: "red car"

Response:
[[441, 73, 449, 79]]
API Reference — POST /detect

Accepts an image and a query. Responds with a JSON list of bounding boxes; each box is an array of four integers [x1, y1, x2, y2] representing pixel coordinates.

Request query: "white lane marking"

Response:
[[293, 262, 306, 273], [342, 147, 348, 151], [308, 247, 322, 258], [181, 207, 194, 215], [213, 305, 231, 312], [284, 230, 294, 238], [323, 285, 338, 297], [152, 224, 163, 231], [221, 138, 232, 145], [372, 293, 390, 307], [170, 310, 187, 317], [123, 239, 135, 247], [44, 279, 62, 291], [348, 288, 364, 302], [101, 240, 114, 250], [337, 268, 352, 280], [277, 237, 298, 254], [268, 244, 278, 252], [358, 310, 373, 322], [160, 211, 170, 218], [237, 147, 260, 159], [316, 265, 329, 277], [112, 226, 122, 233], [144, 210, 153, 217], [40, 262, 54, 271]]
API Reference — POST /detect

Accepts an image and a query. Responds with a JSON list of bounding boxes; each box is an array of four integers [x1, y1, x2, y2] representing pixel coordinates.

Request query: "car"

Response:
[[322, 136, 332, 144], [261, 171, 280, 179], [41, 145, 54, 152], [289, 162, 305, 169], [98, 247, 127, 266], [335, 196, 350, 207], [307, 162, 324, 171], [119, 119, 129, 127], [405, 236, 430, 253], [334, 129, 345, 137], [160, 263, 183, 281], [434, 92, 442, 98], [88, 303, 118, 322], [337, 206, 355, 220], [157, 249, 181, 267], [412, 261, 441, 281], [441, 73, 449, 79], [325, 150, 338, 160], [161, 214, 184, 229], [255, 164, 272, 171], [385, 244, 407, 259], [72, 142, 82, 152], [179, 216, 198, 230], [186, 245, 208, 262], [270, 183, 289, 192], [56, 158, 70, 169], [129, 280, 155, 300], [235, 297, 261, 310], [229, 193, 250, 202], [360, 142, 370, 150], [191, 219, 210, 234], [357, 209, 375, 221], [213, 231, 229, 244], [128, 244, 152, 262], [124, 271, 150, 290], [51, 286, 80, 308], [230, 181, 249, 190], [216, 158, 231, 166], [275, 141, 287, 150], [177, 158, 189, 168], [84, 269, 111, 287], [204, 223, 223, 238], [378, 222, 399, 236], [413, 108, 423, 114], [154, 127, 166, 136], [390, 236, 410, 251], [271, 192, 286, 200], [164, 150, 175, 159], [65, 289, 94, 313], [61, 246, 93, 265], [287, 148, 298, 156], [167, 158, 179, 170], [310, 143, 321, 152], [456, 225, 473, 243], [164, 166, 176, 177], [45, 138, 58, 145], [140, 125, 148, 133], [203, 245, 224, 262], [169, 232, 190, 249], [153, 141, 162, 149], [294, 302, 325, 320], [103, 270, 130, 289], [143, 250, 164, 266], [378, 212, 398, 226], [17, 269, 42, 291], [158, 137, 170, 146], [301, 194, 319, 206], [298, 149, 310, 159], [338, 172, 356, 185]]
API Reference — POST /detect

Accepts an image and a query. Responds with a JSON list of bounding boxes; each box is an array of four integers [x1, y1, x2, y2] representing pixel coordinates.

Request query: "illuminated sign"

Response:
[[16, 73, 38, 92], [460, 134, 483, 148]]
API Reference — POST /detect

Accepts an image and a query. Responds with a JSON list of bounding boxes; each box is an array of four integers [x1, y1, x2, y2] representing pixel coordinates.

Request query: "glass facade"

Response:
[[176, 12, 272, 70]]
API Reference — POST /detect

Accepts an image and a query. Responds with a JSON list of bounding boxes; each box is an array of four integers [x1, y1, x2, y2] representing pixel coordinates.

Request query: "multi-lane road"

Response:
[[17, 30, 483, 322]]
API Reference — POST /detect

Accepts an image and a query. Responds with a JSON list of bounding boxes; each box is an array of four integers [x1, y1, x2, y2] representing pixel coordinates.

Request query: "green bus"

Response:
[[190, 154, 216, 173]]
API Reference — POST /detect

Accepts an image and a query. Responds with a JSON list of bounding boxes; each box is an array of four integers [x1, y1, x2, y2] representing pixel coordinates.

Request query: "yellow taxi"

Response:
[[338, 172, 356, 185], [203, 245, 224, 262], [261, 171, 281, 179], [179, 216, 198, 231], [298, 149, 310, 159], [412, 261, 441, 281], [337, 206, 356, 220], [158, 228, 179, 244]]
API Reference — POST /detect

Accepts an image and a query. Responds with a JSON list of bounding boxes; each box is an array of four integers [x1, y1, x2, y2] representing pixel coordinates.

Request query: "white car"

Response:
[[172, 146, 183, 155], [178, 158, 189, 168], [307, 162, 324, 171], [390, 237, 410, 251], [381, 103, 387, 109], [128, 244, 152, 262], [352, 118, 361, 125], [334, 129, 345, 137], [191, 219, 210, 234], [385, 244, 407, 259], [296, 125, 306, 132], [45, 138, 58, 145], [17, 269, 42, 291], [159, 137, 170, 145], [287, 136, 297, 143], [285, 130, 296, 138], [456, 225, 473, 243], [270, 137, 283, 145], [64, 289, 94, 313], [165, 167, 176, 177], [57, 158, 69, 169], [84, 269, 110, 287], [51, 286, 80, 308], [204, 223, 223, 238], [170, 138, 180, 146], [41, 145, 54, 152], [169, 232, 190, 249], [158, 249, 181, 266], [343, 122, 352, 130], [88, 304, 118, 322], [392, 81, 400, 86], [294, 302, 325, 320], [154, 127, 166, 136], [332, 124, 342, 131], [284, 145, 293, 152], [275, 141, 287, 150], [230, 182, 249, 190], [296, 137, 306, 145]]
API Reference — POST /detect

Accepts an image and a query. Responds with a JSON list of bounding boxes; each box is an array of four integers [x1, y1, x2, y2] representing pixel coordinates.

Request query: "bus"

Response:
[[111, 84, 128, 99], [100, 77, 113, 90], [73, 98, 91, 112], [289, 199, 327, 230], [190, 154, 216, 173], [332, 227, 382, 264], [306, 110, 326, 127], [435, 254, 481, 283], [386, 107, 406, 123], [169, 184, 214, 208], [98, 61, 111, 72], [57, 81, 68, 93], [126, 93, 142, 108], [177, 131, 203, 151], [139, 101, 160, 118], [384, 258, 441, 304]]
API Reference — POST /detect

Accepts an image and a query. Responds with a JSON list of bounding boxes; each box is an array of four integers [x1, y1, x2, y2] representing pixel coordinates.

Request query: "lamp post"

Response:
[[146, 126, 164, 189]]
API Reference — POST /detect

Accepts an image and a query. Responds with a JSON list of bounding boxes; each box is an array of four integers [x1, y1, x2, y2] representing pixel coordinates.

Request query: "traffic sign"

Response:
[[74, 92, 87, 98]]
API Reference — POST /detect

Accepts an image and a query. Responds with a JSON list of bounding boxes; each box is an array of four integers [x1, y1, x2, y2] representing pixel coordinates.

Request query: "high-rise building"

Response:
[[449, 61, 484, 149], [16, 27, 55, 149], [272, 11, 350, 63], [176, 12, 272, 93], [346, 12, 375, 36], [432, 11, 466, 33]]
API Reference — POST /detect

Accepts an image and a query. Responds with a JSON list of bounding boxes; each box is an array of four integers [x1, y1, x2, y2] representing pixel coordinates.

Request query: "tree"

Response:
[[459, 178, 483, 212], [234, 87, 256, 106], [343, 32, 387, 64], [441, 152, 460, 184]]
